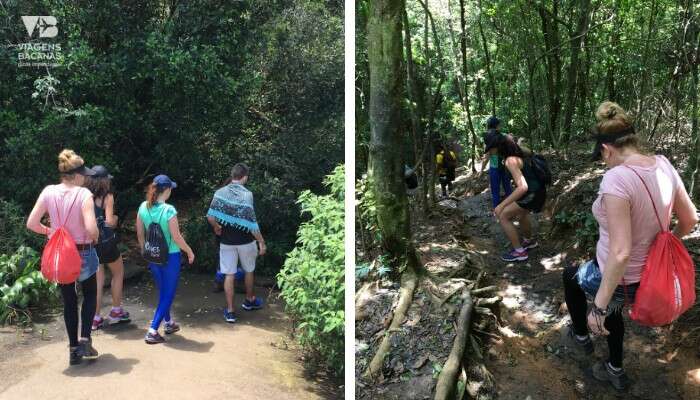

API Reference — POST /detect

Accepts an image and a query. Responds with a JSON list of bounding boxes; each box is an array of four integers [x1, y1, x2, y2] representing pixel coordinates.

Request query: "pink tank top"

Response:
[[40, 184, 93, 244], [592, 155, 682, 284]]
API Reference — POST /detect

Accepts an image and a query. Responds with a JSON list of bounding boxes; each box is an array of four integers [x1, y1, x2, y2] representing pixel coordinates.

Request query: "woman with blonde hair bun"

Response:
[[561, 102, 698, 391], [26, 149, 101, 366]]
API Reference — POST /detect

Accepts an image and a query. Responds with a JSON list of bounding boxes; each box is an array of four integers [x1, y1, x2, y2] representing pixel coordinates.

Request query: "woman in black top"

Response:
[[85, 166, 130, 330]]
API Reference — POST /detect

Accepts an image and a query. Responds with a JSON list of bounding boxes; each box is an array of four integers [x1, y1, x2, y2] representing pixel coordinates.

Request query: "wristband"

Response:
[[592, 304, 609, 317]]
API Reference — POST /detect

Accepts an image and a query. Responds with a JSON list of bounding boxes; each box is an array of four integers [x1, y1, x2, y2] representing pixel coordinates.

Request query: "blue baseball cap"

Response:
[[153, 174, 177, 188]]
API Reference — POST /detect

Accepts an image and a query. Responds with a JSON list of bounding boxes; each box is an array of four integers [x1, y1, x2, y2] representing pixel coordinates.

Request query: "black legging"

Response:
[[59, 273, 97, 347], [562, 265, 625, 368]]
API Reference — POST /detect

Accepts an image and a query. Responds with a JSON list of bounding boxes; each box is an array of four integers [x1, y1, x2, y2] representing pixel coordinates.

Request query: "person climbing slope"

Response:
[[562, 101, 698, 391], [480, 116, 512, 209], [85, 166, 131, 330], [436, 144, 457, 197], [493, 135, 546, 262], [26, 149, 100, 365], [136, 174, 195, 344]]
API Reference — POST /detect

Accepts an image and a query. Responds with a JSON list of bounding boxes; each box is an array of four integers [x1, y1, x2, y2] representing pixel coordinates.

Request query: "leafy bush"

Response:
[[277, 165, 345, 376], [0, 199, 44, 255], [554, 210, 599, 253], [0, 246, 59, 325]]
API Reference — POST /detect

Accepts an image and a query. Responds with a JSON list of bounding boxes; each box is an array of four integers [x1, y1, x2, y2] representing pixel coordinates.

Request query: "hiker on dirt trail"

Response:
[[562, 102, 699, 391], [136, 174, 195, 344], [85, 166, 131, 331], [492, 134, 546, 262], [436, 144, 457, 197], [480, 116, 513, 209], [206, 163, 267, 324], [26, 149, 100, 366]]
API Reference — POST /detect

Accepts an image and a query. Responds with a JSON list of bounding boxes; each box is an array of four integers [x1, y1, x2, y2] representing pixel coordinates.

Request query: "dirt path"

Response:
[[458, 191, 700, 400], [0, 271, 339, 400]]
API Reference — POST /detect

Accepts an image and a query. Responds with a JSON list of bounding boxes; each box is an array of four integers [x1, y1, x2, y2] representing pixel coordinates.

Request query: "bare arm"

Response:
[[206, 215, 222, 235], [498, 157, 528, 208], [480, 153, 489, 173], [168, 216, 194, 263], [81, 196, 99, 243], [672, 184, 699, 239], [104, 194, 118, 227], [26, 194, 50, 235], [594, 195, 632, 310], [136, 213, 145, 251]]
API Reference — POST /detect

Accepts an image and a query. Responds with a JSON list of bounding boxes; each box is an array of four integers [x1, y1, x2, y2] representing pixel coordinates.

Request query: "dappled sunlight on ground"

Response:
[[539, 252, 567, 271]]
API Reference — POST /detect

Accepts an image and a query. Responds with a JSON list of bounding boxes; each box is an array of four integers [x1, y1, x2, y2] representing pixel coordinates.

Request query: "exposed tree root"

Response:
[[363, 266, 418, 380], [434, 291, 474, 400]]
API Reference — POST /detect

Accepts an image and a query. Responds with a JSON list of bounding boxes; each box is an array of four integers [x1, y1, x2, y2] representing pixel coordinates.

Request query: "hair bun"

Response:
[[58, 149, 84, 173]]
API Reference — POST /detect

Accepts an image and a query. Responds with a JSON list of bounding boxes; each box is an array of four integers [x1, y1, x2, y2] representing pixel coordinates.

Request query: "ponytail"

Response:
[[146, 183, 166, 209]]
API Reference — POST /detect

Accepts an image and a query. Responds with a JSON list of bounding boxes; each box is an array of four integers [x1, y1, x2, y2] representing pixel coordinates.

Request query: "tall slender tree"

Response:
[[368, 0, 414, 264]]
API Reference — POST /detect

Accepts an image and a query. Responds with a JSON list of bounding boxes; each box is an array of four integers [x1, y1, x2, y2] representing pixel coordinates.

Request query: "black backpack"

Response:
[[528, 154, 552, 186], [143, 207, 169, 265]]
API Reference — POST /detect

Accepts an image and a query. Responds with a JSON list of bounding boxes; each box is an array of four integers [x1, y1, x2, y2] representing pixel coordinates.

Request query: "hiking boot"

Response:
[[223, 309, 237, 323], [164, 321, 180, 335], [69, 346, 82, 365], [242, 297, 263, 311], [501, 248, 528, 262], [78, 338, 98, 360], [108, 308, 131, 324], [91, 316, 104, 331], [567, 326, 594, 355], [144, 331, 165, 344], [592, 361, 630, 391], [522, 238, 539, 250]]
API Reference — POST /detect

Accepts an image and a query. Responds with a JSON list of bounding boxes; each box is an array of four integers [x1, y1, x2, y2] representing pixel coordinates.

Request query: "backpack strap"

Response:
[[55, 188, 81, 228], [623, 165, 667, 232]]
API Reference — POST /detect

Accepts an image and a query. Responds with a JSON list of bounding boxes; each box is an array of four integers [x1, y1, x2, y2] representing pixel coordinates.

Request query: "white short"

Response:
[[219, 242, 258, 274]]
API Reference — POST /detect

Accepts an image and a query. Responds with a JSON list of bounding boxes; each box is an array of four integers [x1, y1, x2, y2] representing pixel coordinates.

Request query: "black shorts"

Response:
[[96, 234, 121, 264], [516, 189, 546, 213]]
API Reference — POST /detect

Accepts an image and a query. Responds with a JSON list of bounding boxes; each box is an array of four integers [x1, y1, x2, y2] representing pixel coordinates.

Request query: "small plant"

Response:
[[277, 165, 345, 376], [0, 246, 59, 325], [554, 210, 599, 252]]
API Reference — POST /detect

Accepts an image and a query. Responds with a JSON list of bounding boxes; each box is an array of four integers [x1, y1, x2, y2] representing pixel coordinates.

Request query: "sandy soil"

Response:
[[0, 271, 339, 400]]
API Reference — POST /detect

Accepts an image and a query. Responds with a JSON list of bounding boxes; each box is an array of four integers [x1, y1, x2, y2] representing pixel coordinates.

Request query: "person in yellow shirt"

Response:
[[436, 144, 457, 197]]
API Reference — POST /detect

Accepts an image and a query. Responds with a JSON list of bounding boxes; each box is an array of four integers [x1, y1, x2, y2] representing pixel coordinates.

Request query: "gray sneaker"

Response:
[[78, 338, 98, 360], [592, 361, 630, 391], [567, 327, 594, 355]]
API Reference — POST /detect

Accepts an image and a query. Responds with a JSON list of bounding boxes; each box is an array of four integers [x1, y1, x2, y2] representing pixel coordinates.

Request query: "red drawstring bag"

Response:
[[41, 193, 82, 284], [624, 166, 696, 327]]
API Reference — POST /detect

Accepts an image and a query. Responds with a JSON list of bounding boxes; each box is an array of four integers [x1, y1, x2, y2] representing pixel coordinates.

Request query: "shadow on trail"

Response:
[[163, 335, 214, 353], [62, 353, 139, 377]]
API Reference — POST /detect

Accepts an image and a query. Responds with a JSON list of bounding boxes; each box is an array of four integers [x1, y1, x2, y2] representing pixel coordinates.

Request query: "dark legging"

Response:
[[59, 273, 97, 348], [562, 265, 625, 368]]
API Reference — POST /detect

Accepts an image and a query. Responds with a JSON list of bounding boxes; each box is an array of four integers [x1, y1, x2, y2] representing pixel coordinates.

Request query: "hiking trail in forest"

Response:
[[356, 154, 700, 400], [0, 270, 339, 400], [457, 188, 700, 400]]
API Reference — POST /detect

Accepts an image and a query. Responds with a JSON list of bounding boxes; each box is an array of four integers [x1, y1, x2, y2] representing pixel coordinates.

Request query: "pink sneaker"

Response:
[[91, 316, 104, 331], [108, 308, 131, 324]]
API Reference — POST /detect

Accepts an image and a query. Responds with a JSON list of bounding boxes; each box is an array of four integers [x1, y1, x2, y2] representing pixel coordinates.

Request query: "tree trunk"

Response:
[[458, 0, 477, 172], [477, 0, 496, 115], [368, 0, 413, 263], [561, 0, 591, 144], [537, 0, 562, 145]]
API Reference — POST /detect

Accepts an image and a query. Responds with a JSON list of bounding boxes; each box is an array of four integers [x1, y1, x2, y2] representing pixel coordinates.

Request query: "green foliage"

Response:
[[0, 1, 343, 275], [554, 210, 599, 252], [355, 174, 381, 250], [277, 165, 345, 376], [0, 247, 59, 325], [0, 200, 45, 255]]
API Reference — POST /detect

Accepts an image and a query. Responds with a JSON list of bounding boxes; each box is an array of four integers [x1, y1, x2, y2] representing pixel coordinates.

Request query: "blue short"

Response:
[[78, 247, 99, 282]]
